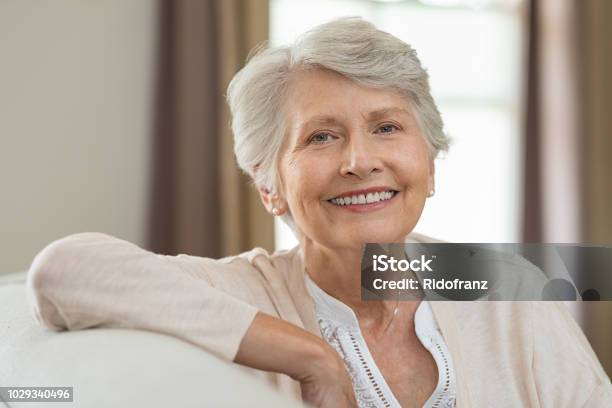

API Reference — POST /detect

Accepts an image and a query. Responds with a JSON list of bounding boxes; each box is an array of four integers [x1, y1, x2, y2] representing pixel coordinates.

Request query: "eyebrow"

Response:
[[365, 107, 413, 121], [297, 107, 413, 130]]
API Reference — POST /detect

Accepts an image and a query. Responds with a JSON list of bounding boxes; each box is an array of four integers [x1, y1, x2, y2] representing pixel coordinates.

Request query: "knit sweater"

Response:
[[26, 232, 612, 407]]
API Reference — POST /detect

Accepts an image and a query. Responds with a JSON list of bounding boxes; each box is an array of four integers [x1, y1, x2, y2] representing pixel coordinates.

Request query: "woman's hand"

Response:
[[295, 343, 357, 408], [235, 312, 356, 407]]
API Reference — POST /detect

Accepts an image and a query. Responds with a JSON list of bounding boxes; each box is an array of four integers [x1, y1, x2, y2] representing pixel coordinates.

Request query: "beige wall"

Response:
[[0, 0, 157, 274]]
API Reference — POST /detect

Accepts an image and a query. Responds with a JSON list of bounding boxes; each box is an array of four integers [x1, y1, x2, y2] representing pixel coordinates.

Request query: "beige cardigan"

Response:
[[26, 232, 611, 407]]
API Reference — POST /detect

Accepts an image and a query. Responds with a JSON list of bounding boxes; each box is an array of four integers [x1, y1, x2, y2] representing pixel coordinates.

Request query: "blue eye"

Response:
[[375, 124, 398, 134], [309, 132, 333, 144]]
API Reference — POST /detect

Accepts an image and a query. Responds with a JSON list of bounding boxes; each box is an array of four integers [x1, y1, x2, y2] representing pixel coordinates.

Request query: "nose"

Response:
[[339, 132, 383, 179]]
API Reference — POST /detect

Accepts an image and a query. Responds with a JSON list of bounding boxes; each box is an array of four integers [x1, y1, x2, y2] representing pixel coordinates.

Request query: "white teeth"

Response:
[[330, 190, 396, 206]]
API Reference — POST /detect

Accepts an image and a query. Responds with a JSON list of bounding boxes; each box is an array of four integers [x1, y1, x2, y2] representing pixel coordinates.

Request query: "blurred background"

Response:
[[1, 0, 610, 375]]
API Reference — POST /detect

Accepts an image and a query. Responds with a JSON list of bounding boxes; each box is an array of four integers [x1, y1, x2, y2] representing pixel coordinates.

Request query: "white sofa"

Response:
[[0, 272, 304, 408]]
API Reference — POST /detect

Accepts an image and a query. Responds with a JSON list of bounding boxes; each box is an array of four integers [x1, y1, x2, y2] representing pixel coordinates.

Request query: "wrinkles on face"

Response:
[[277, 68, 434, 250]]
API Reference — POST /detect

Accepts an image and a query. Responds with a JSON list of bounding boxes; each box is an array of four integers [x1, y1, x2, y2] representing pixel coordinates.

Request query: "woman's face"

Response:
[[276, 68, 434, 250]]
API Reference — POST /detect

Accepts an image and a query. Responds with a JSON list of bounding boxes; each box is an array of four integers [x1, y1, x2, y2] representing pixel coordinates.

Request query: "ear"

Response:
[[257, 185, 286, 216], [257, 185, 275, 214]]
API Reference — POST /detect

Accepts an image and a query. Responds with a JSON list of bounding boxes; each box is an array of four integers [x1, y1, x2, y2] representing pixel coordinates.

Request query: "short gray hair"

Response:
[[226, 17, 449, 234]]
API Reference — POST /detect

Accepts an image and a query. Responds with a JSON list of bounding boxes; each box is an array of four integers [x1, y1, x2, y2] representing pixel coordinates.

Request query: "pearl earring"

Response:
[[271, 207, 280, 216], [427, 188, 435, 198]]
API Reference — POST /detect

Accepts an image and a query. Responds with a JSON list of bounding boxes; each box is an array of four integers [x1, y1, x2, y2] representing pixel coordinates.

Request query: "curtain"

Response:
[[578, 0, 612, 378], [524, 0, 612, 376], [523, 0, 582, 243], [147, 0, 273, 258], [216, 0, 275, 257]]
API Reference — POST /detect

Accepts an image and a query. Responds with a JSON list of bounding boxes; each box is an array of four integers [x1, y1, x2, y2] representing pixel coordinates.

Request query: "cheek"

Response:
[[389, 142, 431, 185], [283, 154, 334, 208]]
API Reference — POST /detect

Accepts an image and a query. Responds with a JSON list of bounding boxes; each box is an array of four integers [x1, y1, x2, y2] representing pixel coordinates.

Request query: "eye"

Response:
[[375, 124, 399, 134], [308, 132, 335, 144]]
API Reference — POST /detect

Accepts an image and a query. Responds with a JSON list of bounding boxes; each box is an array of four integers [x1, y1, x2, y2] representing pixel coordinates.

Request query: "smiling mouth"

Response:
[[328, 190, 398, 206]]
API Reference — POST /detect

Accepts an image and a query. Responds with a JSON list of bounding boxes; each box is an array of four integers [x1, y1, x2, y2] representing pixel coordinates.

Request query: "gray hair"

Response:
[[226, 17, 450, 235]]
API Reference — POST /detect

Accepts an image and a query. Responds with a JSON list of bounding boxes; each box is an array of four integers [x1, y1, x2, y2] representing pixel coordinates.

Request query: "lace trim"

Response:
[[427, 335, 456, 408], [319, 316, 456, 407], [318, 319, 387, 408]]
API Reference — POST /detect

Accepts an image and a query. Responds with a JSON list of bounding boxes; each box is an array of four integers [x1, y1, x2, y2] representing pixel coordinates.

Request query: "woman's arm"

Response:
[[236, 312, 357, 408], [27, 232, 357, 406], [26, 232, 260, 361]]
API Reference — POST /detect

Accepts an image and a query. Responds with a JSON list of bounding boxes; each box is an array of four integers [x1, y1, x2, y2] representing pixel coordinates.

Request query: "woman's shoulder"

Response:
[[211, 245, 300, 268], [180, 244, 302, 280], [219, 245, 300, 264]]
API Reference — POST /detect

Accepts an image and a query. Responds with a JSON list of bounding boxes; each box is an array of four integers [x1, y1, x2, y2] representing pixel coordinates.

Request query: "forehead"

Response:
[[285, 68, 412, 124]]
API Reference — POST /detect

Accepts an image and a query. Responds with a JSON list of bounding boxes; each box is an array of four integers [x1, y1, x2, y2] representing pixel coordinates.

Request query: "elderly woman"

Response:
[[27, 18, 610, 408]]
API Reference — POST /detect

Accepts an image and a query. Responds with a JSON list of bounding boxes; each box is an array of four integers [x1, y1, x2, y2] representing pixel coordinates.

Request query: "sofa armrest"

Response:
[[0, 284, 303, 408]]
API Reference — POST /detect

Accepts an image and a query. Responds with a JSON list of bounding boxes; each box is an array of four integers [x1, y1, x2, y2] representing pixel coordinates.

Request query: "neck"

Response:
[[301, 238, 420, 335]]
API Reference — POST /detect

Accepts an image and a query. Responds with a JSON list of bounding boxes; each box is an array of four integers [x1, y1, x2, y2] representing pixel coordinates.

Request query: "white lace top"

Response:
[[305, 274, 457, 408]]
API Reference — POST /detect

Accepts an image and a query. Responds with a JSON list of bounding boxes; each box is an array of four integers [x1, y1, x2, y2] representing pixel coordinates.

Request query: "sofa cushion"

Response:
[[0, 282, 303, 407], [0, 271, 27, 286]]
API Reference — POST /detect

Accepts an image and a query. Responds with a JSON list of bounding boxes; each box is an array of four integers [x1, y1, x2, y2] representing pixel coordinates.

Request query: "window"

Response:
[[271, 0, 526, 249]]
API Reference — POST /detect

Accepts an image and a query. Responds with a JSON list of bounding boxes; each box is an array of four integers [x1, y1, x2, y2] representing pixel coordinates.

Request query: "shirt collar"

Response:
[[296, 235, 440, 334], [304, 272, 359, 327], [304, 271, 439, 338]]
